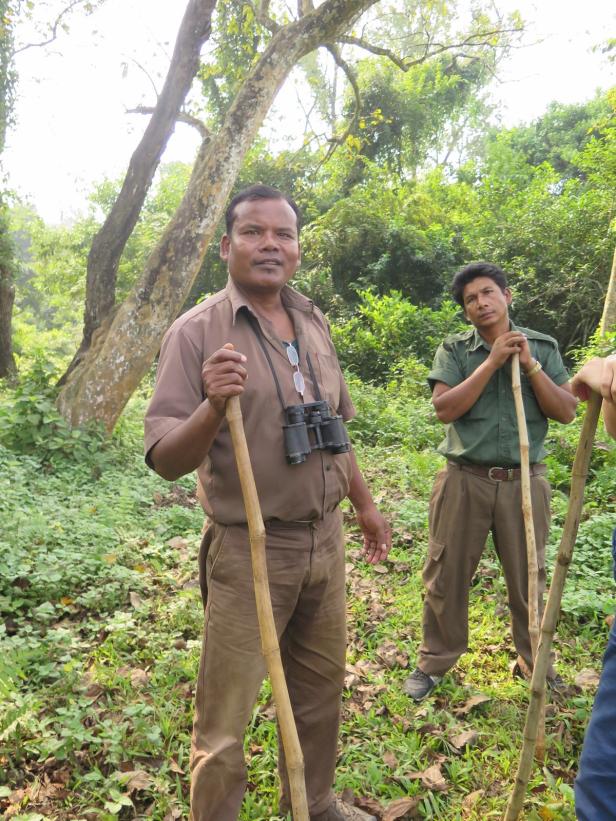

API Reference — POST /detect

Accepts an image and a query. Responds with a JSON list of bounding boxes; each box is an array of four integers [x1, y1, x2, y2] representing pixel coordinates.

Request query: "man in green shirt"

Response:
[[404, 262, 578, 701]]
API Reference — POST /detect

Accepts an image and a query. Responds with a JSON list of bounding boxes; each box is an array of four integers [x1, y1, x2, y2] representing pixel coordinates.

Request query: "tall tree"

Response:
[[55, 0, 521, 430], [1, 0, 110, 378], [60, 0, 217, 383], [0, 0, 17, 379]]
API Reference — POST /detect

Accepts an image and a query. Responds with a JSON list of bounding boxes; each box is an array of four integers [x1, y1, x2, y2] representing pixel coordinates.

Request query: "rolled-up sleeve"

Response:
[[428, 341, 464, 391], [540, 341, 569, 386], [144, 326, 205, 465]]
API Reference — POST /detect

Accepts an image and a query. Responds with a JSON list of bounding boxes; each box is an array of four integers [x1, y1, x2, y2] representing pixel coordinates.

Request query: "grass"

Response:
[[1, 390, 615, 820]]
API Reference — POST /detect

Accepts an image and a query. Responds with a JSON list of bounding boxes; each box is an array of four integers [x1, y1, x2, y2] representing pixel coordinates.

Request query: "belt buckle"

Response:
[[487, 466, 509, 481]]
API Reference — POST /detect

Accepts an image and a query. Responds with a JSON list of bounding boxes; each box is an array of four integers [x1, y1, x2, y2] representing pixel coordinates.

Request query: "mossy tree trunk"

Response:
[[57, 0, 378, 430], [58, 0, 217, 386]]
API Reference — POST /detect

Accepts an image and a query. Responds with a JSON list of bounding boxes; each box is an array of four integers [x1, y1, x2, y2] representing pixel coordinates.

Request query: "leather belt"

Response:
[[447, 461, 546, 481]]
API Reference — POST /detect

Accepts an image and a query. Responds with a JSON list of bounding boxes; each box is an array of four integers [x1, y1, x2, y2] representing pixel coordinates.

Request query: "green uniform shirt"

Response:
[[428, 322, 569, 467]]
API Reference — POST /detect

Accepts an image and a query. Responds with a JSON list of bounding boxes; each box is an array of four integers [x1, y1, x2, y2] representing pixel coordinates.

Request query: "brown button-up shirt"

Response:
[[144, 278, 355, 525]]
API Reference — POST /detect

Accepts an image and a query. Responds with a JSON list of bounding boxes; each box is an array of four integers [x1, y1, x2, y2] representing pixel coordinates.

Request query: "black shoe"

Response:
[[402, 667, 442, 701]]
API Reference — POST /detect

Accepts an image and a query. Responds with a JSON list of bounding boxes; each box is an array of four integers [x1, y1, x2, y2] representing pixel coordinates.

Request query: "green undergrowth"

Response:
[[1, 378, 614, 820]]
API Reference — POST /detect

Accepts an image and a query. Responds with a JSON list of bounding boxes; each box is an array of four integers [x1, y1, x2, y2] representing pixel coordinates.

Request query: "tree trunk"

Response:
[[601, 246, 616, 333], [57, 0, 377, 431], [59, 0, 217, 385], [0, 259, 15, 379]]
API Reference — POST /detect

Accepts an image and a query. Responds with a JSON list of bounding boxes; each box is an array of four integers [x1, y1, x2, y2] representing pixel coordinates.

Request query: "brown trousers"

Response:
[[190, 510, 346, 821], [418, 463, 554, 677]]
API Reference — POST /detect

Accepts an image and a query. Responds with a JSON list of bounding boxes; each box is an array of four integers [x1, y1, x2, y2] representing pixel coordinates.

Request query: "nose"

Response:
[[259, 230, 279, 250]]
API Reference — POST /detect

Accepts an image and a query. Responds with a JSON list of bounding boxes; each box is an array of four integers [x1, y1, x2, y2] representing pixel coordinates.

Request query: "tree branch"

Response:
[[337, 25, 523, 71], [126, 105, 211, 140], [128, 58, 161, 101], [297, 0, 315, 16], [14, 0, 102, 55], [321, 43, 361, 163], [253, 0, 280, 32]]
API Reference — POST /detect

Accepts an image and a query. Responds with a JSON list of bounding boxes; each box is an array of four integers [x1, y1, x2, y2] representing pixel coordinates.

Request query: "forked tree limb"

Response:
[[226, 396, 309, 821], [511, 353, 546, 761], [504, 251, 616, 820]]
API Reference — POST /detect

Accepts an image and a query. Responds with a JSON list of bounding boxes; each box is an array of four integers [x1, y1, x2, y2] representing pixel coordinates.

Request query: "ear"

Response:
[[220, 234, 230, 262], [296, 241, 301, 269], [504, 287, 513, 306]]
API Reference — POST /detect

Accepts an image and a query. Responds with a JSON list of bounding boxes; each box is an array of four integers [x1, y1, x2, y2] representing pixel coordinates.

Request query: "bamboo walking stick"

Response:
[[226, 395, 309, 821], [511, 353, 546, 762], [504, 253, 616, 820]]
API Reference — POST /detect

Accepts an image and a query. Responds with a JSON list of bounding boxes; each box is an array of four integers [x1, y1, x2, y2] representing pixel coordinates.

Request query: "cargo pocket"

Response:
[[422, 537, 446, 598]]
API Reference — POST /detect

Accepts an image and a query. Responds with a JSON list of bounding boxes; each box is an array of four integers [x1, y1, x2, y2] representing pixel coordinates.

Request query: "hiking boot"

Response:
[[310, 797, 377, 821], [402, 667, 442, 701]]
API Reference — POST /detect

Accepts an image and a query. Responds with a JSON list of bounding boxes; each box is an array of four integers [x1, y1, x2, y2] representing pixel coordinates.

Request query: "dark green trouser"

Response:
[[418, 462, 554, 678]]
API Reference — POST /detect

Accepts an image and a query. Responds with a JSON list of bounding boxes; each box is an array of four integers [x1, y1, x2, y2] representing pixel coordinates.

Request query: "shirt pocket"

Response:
[[464, 379, 497, 420], [521, 380, 544, 421], [314, 352, 342, 411]]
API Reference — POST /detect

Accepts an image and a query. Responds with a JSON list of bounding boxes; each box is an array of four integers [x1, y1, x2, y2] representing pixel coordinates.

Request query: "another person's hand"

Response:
[[355, 503, 392, 565], [571, 355, 616, 403], [201, 343, 247, 416]]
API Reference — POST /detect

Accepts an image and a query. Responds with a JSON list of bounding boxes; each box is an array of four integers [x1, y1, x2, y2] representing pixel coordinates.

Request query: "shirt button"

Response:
[[325, 464, 331, 471]]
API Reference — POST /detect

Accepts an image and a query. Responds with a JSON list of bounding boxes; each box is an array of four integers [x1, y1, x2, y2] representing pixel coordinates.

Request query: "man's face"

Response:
[[462, 276, 512, 331], [220, 198, 300, 296]]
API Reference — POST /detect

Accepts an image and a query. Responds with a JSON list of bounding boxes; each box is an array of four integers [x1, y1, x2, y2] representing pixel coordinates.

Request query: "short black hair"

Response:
[[224, 184, 301, 235], [451, 262, 508, 307]]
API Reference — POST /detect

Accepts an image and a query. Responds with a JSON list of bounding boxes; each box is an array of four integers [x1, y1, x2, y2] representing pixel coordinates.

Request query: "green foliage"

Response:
[[0, 358, 107, 467], [445, 92, 616, 351], [344, 54, 496, 178], [332, 290, 464, 382], [198, 0, 268, 124], [0, 370, 613, 819], [302, 176, 462, 305], [0, 0, 16, 152], [346, 364, 442, 452]]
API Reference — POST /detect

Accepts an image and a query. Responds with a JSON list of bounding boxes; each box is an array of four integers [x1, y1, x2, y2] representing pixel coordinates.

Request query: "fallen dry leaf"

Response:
[[167, 536, 189, 550], [462, 789, 484, 810], [453, 694, 490, 717], [129, 591, 144, 609], [169, 758, 184, 775], [130, 668, 150, 688], [407, 763, 448, 792], [449, 729, 478, 751], [383, 796, 420, 820], [117, 769, 153, 793], [575, 668, 601, 689], [383, 750, 398, 769]]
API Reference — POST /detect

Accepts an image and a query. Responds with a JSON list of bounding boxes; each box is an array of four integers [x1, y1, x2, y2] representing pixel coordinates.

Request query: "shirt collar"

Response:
[[225, 276, 314, 325], [468, 319, 518, 352]]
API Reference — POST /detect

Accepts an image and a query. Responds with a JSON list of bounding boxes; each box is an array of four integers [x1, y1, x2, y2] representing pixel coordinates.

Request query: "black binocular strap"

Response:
[[246, 313, 323, 409]]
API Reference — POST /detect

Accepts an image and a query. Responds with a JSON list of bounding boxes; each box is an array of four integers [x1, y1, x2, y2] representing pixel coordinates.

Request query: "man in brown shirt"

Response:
[[144, 185, 390, 821]]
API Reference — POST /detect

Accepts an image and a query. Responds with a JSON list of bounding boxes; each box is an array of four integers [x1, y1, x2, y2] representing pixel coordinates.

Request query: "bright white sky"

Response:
[[4, 0, 615, 224]]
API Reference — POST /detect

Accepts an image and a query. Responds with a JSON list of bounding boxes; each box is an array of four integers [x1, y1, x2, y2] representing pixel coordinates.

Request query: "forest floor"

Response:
[[1, 395, 614, 821]]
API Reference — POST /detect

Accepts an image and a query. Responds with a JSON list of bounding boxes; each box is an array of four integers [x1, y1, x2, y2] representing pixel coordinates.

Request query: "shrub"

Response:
[[0, 358, 107, 470], [332, 290, 464, 383]]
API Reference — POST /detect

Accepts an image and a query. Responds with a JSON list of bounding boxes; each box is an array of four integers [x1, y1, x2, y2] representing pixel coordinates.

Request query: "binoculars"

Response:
[[283, 400, 351, 465]]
